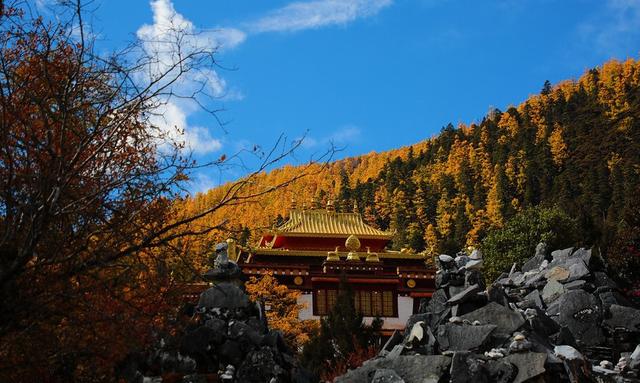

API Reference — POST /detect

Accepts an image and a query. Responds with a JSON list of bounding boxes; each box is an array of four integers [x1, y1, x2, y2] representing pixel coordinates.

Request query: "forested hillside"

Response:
[[179, 58, 640, 260]]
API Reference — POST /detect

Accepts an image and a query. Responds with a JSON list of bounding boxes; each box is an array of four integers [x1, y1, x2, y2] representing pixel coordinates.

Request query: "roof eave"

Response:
[[270, 231, 394, 240]]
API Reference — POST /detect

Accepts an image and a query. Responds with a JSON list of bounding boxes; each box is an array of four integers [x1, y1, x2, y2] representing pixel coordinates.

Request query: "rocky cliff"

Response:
[[336, 245, 640, 383]]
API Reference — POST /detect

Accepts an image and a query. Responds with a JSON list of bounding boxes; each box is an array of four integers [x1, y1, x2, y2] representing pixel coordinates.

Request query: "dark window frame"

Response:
[[312, 288, 397, 317]]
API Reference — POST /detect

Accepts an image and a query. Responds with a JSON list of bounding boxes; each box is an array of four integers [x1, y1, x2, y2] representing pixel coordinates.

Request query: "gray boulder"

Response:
[[564, 260, 590, 282], [503, 352, 547, 383], [460, 302, 525, 338], [446, 284, 481, 306], [603, 304, 640, 332], [547, 290, 604, 346], [334, 355, 451, 383], [371, 368, 405, 383], [198, 282, 251, 310], [435, 323, 496, 351], [571, 248, 592, 265], [551, 248, 574, 263], [542, 279, 566, 303], [449, 352, 489, 383], [522, 242, 547, 272]]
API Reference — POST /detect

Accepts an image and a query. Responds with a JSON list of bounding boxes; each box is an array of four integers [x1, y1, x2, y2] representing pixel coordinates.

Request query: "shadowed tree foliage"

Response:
[[606, 184, 640, 300], [300, 278, 382, 382], [481, 206, 579, 282]]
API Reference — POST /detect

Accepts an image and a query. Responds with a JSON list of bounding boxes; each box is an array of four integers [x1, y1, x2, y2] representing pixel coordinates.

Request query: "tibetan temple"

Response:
[[234, 200, 437, 334]]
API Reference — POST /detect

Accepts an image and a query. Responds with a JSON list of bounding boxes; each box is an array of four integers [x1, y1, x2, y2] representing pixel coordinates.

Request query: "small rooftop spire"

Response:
[[353, 200, 359, 214], [326, 199, 335, 212], [290, 197, 297, 210]]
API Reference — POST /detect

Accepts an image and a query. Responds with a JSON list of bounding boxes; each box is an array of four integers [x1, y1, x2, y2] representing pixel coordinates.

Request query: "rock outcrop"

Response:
[[336, 246, 640, 383], [120, 242, 309, 383]]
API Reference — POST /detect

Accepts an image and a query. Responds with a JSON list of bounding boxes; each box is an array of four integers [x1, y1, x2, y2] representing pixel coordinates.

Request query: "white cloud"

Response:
[[249, 0, 393, 33], [189, 172, 220, 195], [137, 0, 246, 97], [150, 101, 222, 154], [137, 0, 243, 155], [302, 125, 362, 149], [139, 0, 246, 51], [330, 125, 361, 143], [135, 0, 389, 156], [578, 0, 640, 55]]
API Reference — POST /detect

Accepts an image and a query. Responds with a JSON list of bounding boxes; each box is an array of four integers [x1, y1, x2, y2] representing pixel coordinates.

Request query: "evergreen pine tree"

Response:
[[300, 277, 381, 382], [541, 79, 552, 95], [238, 226, 251, 246]]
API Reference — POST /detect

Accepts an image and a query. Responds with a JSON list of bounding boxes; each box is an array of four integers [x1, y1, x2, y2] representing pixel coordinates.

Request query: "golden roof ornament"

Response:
[[326, 246, 340, 262], [346, 251, 360, 261], [290, 197, 297, 210], [326, 199, 335, 212], [365, 246, 380, 262], [345, 234, 361, 261], [345, 234, 361, 251], [312, 195, 322, 209]]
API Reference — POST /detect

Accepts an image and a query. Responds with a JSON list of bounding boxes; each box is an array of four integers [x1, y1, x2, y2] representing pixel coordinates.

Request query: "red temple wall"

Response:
[[260, 235, 388, 252]]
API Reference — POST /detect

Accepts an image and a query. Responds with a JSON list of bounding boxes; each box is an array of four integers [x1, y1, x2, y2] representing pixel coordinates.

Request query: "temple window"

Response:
[[316, 289, 326, 315], [313, 289, 396, 317]]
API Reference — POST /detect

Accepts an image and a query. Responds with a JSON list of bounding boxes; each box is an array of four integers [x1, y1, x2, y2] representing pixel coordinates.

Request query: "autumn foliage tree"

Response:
[[0, 2, 324, 381], [245, 272, 318, 351]]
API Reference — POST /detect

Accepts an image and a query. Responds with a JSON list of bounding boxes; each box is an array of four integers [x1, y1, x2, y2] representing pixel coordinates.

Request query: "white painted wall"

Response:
[[297, 293, 413, 331], [298, 293, 320, 321], [363, 296, 413, 331]]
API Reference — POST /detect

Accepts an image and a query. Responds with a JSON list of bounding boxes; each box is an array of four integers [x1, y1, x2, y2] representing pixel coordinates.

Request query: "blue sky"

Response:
[[74, 0, 640, 192]]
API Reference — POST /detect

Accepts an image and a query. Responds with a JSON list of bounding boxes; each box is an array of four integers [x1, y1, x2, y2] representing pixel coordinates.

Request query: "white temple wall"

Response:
[[298, 293, 320, 321], [363, 295, 414, 331], [297, 293, 413, 331]]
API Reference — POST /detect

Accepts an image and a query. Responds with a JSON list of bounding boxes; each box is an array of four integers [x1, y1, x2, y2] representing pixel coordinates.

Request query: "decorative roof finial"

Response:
[[345, 235, 361, 251], [312, 195, 321, 209], [290, 197, 297, 210], [353, 200, 359, 214], [326, 199, 335, 212]]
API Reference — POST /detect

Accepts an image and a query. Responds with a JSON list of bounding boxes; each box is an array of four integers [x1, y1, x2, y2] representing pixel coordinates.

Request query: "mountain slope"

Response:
[[179, 58, 640, 258]]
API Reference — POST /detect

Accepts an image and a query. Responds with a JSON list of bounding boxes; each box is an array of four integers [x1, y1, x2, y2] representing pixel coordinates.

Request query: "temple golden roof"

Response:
[[249, 247, 428, 260], [272, 209, 394, 239]]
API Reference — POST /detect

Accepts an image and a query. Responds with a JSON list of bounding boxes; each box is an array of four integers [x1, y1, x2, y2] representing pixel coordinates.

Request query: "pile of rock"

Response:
[[120, 242, 307, 383], [336, 244, 640, 383]]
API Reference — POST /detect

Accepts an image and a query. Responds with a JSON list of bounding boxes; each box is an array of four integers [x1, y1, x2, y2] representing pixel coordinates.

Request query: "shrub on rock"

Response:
[[481, 206, 578, 282]]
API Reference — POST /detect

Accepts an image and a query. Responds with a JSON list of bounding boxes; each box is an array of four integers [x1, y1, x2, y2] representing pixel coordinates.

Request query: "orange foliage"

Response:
[[245, 273, 318, 351], [175, 57, 640, 257]]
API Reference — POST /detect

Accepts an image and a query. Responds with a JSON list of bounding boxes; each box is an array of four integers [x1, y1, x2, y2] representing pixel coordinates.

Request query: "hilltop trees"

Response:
[[183, 58, 640, 272]]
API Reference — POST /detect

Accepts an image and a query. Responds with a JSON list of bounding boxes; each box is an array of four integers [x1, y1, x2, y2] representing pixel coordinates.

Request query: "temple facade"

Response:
[[234, 201, 437, 334]]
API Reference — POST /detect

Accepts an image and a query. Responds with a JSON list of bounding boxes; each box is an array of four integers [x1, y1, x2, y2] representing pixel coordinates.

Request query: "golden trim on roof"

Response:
[[249, 247, 427, 260], [271, 209, 394, 239]]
